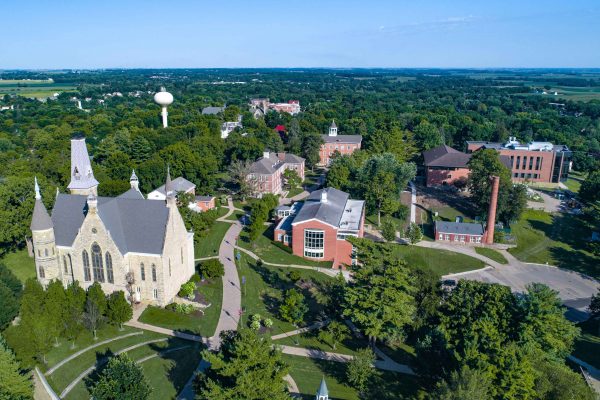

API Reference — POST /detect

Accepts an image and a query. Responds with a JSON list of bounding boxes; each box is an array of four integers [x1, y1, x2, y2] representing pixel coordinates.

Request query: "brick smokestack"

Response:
[[485, 176, 500, 244]]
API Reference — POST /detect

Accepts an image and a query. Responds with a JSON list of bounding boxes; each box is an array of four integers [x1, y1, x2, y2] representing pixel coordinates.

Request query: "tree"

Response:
[[228, 159, 254, 200], [432, 365, 491, 400], [580, 170, 600, 203], [279, 289, 308, 325], [0, 175, 37, 253], [589, 289, 600, 318], [287, 118, 302, 155], [0, 281, 19, 330], [194, 329, 289, 400], [0, 263, 22, 297], [467, 149, 521, 224], [44, 280, 66, 345], [517, 283, 579, 359], [90, 354, 152, 400], [198, 259, 225, 279], [530, 350, 595, 400], [405, 222, 423, 244], [346, 348, 378, 395], [318, 321, 350, 350], [414, 120, 443, 151], [87, 281, 108, 316], [357, 153, 416, 225], [106, 291, 133, 330], [301, 131, 324, 169], [282, 168, 301, 190], [343, 240, 415, 345], [366, 123, 417, 162], [63, 281, 86, 348], [83, 298, 104, 340], [380, 218, 396, 241], [0, 335, 33, 400]]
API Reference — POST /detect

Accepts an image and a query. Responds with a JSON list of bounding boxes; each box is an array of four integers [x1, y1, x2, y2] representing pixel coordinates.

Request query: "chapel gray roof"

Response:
[[292, 187, 349, 227], [67, 137, 99, 190], [152, 177, 196, 196], [202, 106, 225, 115], [435, 221, 484, 235], [31, 199, 53, 231], [51, 193, 169, 254], [117, 188, 145, 200], [322, 134, 362, 144]]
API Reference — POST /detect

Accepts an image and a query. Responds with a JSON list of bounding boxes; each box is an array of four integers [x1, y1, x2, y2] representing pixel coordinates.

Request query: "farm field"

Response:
[[0, 79, 77, 98]]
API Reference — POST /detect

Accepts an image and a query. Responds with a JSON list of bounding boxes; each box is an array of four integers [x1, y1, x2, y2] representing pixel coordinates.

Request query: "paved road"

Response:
[[527, 189, 562, 213]]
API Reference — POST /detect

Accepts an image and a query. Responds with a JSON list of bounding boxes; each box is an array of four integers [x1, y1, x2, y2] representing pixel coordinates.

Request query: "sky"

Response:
[[2, 0, 600, 69]]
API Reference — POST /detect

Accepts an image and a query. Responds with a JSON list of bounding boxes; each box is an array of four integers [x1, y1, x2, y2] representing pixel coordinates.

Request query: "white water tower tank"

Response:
[[154, 87, 173, 128]]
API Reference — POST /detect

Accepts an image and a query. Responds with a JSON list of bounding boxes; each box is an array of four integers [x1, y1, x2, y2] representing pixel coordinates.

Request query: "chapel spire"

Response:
[[67, 135, 99, 196]]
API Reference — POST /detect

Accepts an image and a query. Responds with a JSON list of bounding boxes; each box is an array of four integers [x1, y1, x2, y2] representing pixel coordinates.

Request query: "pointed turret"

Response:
[[316, 376, 329, 400], [31, 177, 53, 231], [67, 135, 99, 196]]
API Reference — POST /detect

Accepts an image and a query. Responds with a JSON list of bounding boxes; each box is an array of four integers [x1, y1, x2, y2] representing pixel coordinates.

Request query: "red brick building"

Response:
[[192, 196, 216, 212], [466, 137, 571, 183], [247, 151, 305, 197], [434, 221, 485, 244], [423, 145, 472, 187], [318, 121, 362, 166], [274, 188, 365, 269]]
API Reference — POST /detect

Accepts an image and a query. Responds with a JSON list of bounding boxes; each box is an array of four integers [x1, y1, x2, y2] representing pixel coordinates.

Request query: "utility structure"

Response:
[[485, 175, 500, 244], [154, 87, 173, 128]]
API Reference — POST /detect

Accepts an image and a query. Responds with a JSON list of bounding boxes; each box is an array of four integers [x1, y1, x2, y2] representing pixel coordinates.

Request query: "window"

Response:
[[516, 156, 521, 169], [52, 247, 55, 255], [522, 156, 527, 170], [284, 234, 290, 243], [63, 256, 69, 274], [473, 236, 482, 244], [37, 249, 41, 257], [277, 233, 283, 241], [105, 252, 114, 284], [444, 234, 450, 241], [152, 264, 157, 282], [82, 250, 91, 281], [91, 243, 105, 283], [181, 248, 184, 264], [304, 229, 324, 258], [438, 233, 443, 240], [39, 266, 45, 279], [529, 157, 534, 170], [140, 263, 146, 281], [44, 248, 48, 257], [153, 289, 158, 299], [535, 157, 541, 170]]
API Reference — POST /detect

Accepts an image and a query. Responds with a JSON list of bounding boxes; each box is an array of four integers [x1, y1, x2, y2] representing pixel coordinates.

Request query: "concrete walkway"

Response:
[[271, 320, 329, 341], [283, 374, 301, 397], [409, 181, 417, 224], [278, 345, 415, 375]]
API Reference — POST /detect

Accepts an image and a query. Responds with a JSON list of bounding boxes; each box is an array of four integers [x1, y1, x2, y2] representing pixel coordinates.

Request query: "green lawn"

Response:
[[282, 354, 424, 400], [508, 210, 599, 278], [59, 337, 202, 400], [226, 209, 246, 222], [238, 254, 335, 334], [273, 329, 370, 357], [286, 186, 304, 198], [238, 224, 332, 268], [139, 279, 223, 337], [564, 171, 586, 193], [1, 248, 36, 283], [390, 244, 485, 276], [474, 247, 508, 264], [572, 318, 600, 369], [195, 221, 230, 258]]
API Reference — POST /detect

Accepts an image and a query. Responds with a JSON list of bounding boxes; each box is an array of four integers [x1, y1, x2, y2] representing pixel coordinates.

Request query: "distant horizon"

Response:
[[3, 67, 600, 72]]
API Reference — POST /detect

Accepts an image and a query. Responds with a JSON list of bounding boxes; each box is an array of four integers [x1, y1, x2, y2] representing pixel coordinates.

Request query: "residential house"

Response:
[[434, 221, 485, 244], [148, 176, 196, 201]]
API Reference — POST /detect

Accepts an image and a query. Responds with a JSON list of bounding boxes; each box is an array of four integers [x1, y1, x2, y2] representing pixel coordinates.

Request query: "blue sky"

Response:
[[2, 0, 600, 68]]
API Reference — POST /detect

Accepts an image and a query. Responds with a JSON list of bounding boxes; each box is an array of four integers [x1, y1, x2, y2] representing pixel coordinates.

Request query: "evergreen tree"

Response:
[[0, 263, 22, 297], [580, 170, 600, 203], [0, 335, 33, 400], [63, 281, 86, 348], [343, 240, 415, 345], [287, 118, 302, 155], [380, 217, 397, 241], [432, 365, 491, 400], [405, 222, 423, 244], [194, 329, 289, 400], [300, 131, 323, 169], [19, 278, 45, 321], [83, 298, 104, 340], [414, 120, 443, 151], [106, 291, 132, 330], [91, 354, 151, 400], [346, 348, 378, 395]]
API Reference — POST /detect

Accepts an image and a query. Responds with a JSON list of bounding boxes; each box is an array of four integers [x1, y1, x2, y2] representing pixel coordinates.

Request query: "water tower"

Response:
[[154, 87, 174, 128]]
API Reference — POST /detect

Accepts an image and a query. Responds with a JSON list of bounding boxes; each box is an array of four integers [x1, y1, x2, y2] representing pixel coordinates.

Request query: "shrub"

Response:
[[250, 320, 261, 330], [190, 273, 202, 283], [288, 270, 301, 282], [175, 303, 194, 314], [198, 259, 225, 279], [405, 222, 423, 244], [166, 303, 178, 312], [178, 281, 196, 298], [251, 313, 262, 323], [263, 318, 273, 328]]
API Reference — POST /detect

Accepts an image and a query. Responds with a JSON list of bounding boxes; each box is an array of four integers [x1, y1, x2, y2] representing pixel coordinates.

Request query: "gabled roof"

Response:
[[292, 187, 362, 229], [249, 154, 284, 175], [51, 193, 169, 254], [67, 137, 99, 190], [195, 195, 214, 202], [322, 134, 362, 144], [435, 221, 484, 235], [151, 177, 195, 196], [423, 145, 471, 168], [281, 153, 305, 164]]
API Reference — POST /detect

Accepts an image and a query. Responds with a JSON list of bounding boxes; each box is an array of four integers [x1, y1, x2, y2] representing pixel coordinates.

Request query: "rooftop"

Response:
[[435, 221, 484, 236], [152, 177, 195, 196], [249, 152, 304, 175], [322, 134, 362, 144], [423, 145, 471, 168], [292, 187, 364, 231], [467, 137, 569, 153], [201, 106, 224, 115]]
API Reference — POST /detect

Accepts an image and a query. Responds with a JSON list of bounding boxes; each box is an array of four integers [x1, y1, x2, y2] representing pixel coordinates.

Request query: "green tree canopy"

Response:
[[90, 354, 152, 400]]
